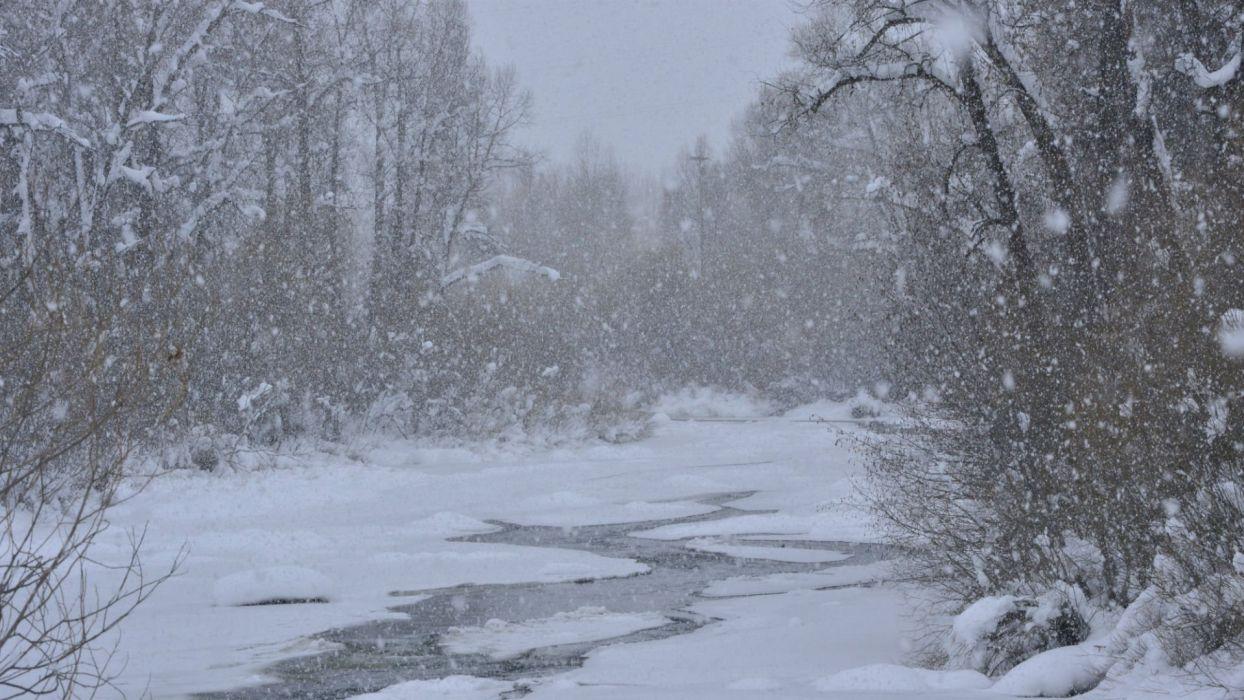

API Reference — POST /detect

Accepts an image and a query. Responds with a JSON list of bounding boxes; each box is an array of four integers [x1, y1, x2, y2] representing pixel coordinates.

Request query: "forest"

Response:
[[3, 0, 1244, 698]]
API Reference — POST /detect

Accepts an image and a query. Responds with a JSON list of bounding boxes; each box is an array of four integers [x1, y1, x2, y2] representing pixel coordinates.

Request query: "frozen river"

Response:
[[207, 492, 889, 698]]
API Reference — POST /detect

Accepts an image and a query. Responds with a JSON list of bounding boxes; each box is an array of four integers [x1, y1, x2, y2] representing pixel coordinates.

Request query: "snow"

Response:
[[632, 492, 882, 544], [816, 664, 992, 693], [700, 561, 894, 598], [0, 108, 91, 147], [405, 511, 498, 538], [650, 386, 776, 419], [441, 607, 670, 660], [126, 109, 184, 127], [88, 400, 1009, 699], [115, 164, 155, 192], [97, 458, 648, 696], [951, 595, 1020, 654], [523, 587, 965, 700], [236, 381, 272, 411], [846, 388, 885, 418], [1105, 175, 1130, 215], [991, 643, 1109, 697], [684, 537, 853, 563], [1218, 309, 1244, 359], [1177, 49, 1242, 89], [211, 565, 335, 606], [16, 1, 1243, 697], [91, 401, 911, 697], [441, 254, 561, 287], [350, 675, 514, 699], [1043, 208, 1070, 234], [508, 491, 715, 527]]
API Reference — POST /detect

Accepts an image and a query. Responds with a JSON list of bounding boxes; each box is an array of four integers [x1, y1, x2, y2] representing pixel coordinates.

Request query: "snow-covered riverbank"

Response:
[[95, 399, 903, 697], [94, 399, 1219, 700]]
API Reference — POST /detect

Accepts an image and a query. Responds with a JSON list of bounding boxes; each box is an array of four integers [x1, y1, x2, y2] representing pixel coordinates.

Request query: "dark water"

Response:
[[200, 492, 888, 699]]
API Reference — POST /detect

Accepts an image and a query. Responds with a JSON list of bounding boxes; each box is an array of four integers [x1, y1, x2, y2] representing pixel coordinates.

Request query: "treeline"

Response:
[[491, 129, 892, 406], [0, 1, 544, 692], [2, 0, 902, 466], [0, 0, 564, 460], [766, 0, 1244, 683]]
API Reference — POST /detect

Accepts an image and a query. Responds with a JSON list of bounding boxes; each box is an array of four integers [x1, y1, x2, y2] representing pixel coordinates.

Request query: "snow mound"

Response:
[[518, 490, 602, 510], [991, 643, 1108, 697], [405, 511, 496, 538], [650, 387, 775, 419], [948, 594, 1022, 669], [702, 561, 893, 597], [954, 595, 1021, 644], [441, 607, 669, 660], [727, 676, 783, 690], [212, 566, 335, 606], [782, 399, 853, 421], [349, 675, 513, 698], [815, 663, 992, 692]]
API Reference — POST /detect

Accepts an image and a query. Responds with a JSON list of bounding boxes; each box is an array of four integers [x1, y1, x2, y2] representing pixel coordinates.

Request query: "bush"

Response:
[[946, 590, 1090, 677]]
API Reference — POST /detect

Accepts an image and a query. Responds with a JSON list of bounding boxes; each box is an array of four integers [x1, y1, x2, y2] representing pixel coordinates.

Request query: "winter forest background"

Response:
[[4, 0, 1244, 696]]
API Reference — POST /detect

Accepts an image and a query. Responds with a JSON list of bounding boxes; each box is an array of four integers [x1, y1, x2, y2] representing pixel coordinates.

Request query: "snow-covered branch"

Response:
[[231, 1, 296, 24], [0, 109, 91, 148], [441, 255, 561, 288], [126, 110, 185, 129], [1176, 45, 1241, 89], [797, 62, 946, 118]]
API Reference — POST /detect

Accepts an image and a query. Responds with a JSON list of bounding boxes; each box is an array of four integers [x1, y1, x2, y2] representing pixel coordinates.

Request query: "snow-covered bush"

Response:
[[650, 386, 776, 420], [161, 425, 227, 472], [364, 391, 417, 438], [847, 389, 885, 420], [945, 589, 1090, 677], [1146, 482, 1244, 670], [235, 380, 294, 446]]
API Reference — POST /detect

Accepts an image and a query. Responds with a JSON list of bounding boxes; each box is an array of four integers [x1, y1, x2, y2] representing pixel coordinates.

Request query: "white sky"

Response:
[[468, 0, 803, 173]]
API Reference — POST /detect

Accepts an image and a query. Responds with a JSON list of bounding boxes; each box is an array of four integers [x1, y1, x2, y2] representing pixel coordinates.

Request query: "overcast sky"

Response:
[[468, 0, 803, 173]]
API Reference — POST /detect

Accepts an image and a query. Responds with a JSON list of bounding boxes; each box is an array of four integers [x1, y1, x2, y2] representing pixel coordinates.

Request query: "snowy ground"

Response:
[[87, 396, 1151, 699]]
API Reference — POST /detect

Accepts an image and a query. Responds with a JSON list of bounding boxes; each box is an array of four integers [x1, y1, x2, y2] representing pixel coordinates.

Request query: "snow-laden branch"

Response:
[[1176, 46, 1241, 89], [232, 1, 296, 23], [151, 1, 294, 113], [126, 110, 184, 128], [793, 4, 982, 117], [441, 255, 561, 288], [0, 109, 90, 148], [151, 2, 230, 111], [799, 61, 937, 116]]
